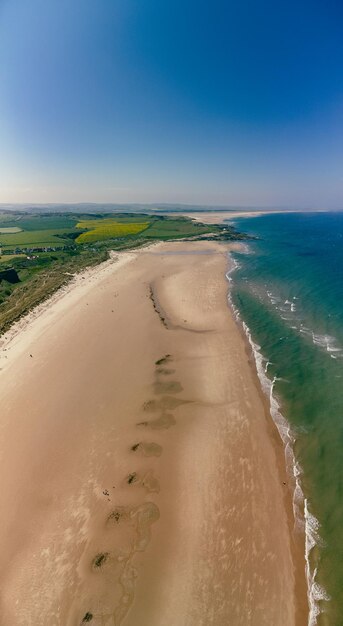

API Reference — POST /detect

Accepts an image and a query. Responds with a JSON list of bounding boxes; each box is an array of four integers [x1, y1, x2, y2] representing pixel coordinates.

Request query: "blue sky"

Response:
[[0, 0, 342, 206]]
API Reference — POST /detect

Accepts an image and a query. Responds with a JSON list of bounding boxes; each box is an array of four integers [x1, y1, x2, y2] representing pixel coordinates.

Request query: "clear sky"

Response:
[[0, 0, 342, 207]]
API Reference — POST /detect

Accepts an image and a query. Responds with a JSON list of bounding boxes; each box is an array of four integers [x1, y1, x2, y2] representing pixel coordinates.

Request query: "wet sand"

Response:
[[0, 241, 306, 625]]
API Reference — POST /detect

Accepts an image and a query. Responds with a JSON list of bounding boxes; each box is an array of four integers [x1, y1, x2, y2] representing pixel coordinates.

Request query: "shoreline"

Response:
[[182, 210, 289, 223], [0, 240, 307, 624], [0, 248, 144, 374], [227, 242, 330, 626], [227, 281, 309, 625], [181, 209, 332, 225]]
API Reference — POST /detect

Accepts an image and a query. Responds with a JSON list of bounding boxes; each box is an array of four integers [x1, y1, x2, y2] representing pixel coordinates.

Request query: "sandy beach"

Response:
[[182, 210, 286, 223], [0, 241, 306, 625]]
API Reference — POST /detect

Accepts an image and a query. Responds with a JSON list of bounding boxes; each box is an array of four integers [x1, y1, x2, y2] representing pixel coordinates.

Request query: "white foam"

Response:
[[243, 323, 330, 625], [225, 253, 330, 625], [282, 299, 296, 313], [297, 326, 343, 359], [226, 256, 241, 283], [264, 360, 272, 373], [305, 500, 331, 626], [311, 332, 343, 357], [266, 293, 343, 361]]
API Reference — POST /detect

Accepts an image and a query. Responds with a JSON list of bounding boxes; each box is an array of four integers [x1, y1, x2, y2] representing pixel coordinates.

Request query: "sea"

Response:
[[227, 211, 343, 626]]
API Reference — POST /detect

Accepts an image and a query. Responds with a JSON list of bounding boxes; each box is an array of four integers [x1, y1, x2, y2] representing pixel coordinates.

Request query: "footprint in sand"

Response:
[[141, 470, 160, 493], [153, 380, 183, 394], [124, 470, 160, 493], [155, 354, 172, 366], [130, 442, 162, 457], [108, 506, 129, 524], [136, 412, 176, 430], [142, 399, 159, 412], [156, 367, 176, 376], [107, 502, 160, 551], [143, 396, 190, 413]]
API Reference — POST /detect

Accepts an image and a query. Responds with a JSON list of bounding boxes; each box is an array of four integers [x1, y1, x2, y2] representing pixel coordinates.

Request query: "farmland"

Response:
[[0, 215, 77, 230], [75, 220, 149, 243], [0, 212, 238, 253], [0, 228, 77, 249], [138, 217, 216, 239], [0, 227, 22, 234], [0, 210, 246, 334]]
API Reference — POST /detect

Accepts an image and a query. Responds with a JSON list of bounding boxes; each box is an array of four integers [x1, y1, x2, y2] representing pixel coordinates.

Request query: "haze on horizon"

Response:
[[0, 0, 342, 208]]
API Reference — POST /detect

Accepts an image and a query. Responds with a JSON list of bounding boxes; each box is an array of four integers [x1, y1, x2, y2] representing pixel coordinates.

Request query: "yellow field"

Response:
[[0, 227, 22, 234], [75, 220, 149, 244]]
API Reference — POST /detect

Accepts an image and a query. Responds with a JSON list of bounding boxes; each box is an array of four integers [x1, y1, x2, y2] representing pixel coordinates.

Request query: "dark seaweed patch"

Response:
[[93, 553, 109, 568], [155, 354, 171, 366], [127, 472, 138, 484], [109, 509, 123, 523]]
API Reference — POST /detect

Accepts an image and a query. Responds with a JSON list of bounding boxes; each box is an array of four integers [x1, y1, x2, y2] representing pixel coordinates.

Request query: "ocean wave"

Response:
[[241, 321, 329, 626], [225, 255, 329, 625], [239, 243, 254, 255], [264, 360, 272, 373], [265, 292, 343, 360], [266, 290, 301, 316], [303, 331, 343, 359], [272, 302, 343, 359], [226, 256, 241, 283], [305, 500, 331, 626], [311, 332, 343, 358]]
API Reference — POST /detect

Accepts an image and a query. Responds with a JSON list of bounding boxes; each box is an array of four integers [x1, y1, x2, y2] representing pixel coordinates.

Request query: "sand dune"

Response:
[[0, 241, 306, 625]]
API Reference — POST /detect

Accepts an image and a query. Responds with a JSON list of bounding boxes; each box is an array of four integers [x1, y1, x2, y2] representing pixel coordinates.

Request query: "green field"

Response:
[[0, 212, 225, 252], [0, 216, 78, 231], [0, 228, 77, 250], [0, 254, 25, 264], [139, 217, 216, 239]]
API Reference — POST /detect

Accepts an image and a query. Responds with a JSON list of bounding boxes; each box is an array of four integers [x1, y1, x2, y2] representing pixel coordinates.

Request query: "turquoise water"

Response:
[[229, 212, 343, 626]]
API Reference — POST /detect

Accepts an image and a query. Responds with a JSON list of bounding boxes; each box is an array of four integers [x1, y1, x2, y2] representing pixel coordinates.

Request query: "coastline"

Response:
[[227, 284, 309, 625], [181, 209, 331, 225], [226, 217, 331, 625], [182, 210, 286, 223], [0, 250, 136, 370], [0, 240, 306, 624]]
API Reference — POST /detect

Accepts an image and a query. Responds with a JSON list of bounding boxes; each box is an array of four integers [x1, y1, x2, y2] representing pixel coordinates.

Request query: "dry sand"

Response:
[[182, 210, 285, 223], [0, 241, 307, 625]]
